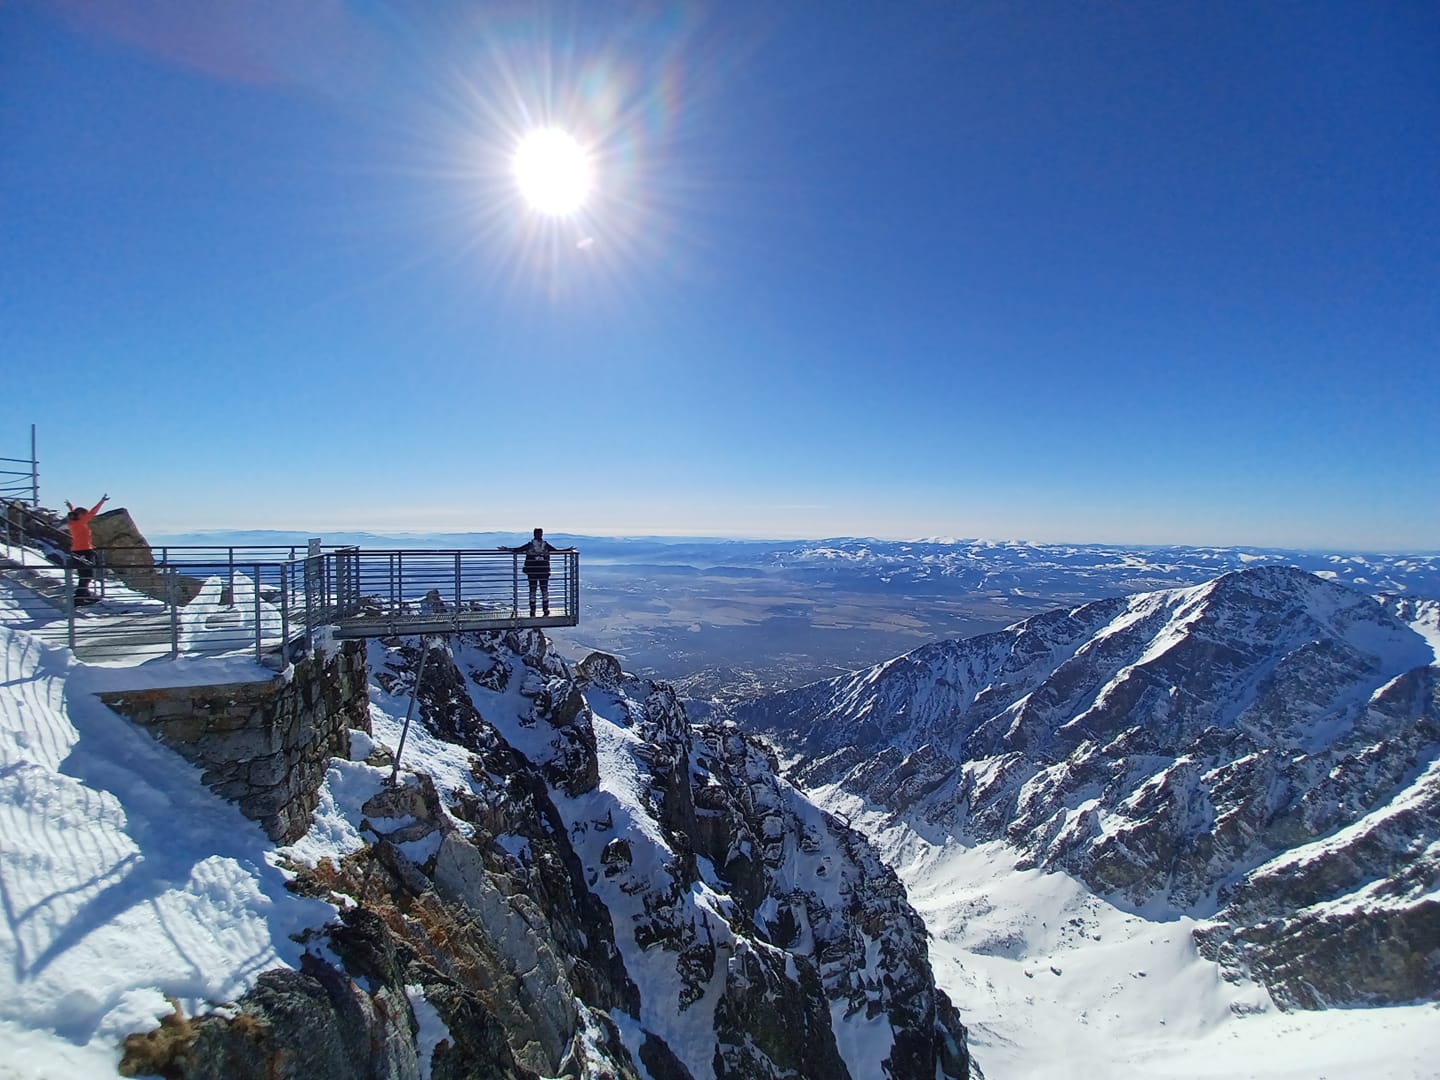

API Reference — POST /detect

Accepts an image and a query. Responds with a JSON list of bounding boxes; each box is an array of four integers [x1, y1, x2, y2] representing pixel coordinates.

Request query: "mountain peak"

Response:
[[738, 566, 1440, 1010]]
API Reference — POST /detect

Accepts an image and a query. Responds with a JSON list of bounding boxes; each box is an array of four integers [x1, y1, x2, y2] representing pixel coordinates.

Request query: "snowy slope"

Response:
[[878, 833, 1440, 1080], [737, 566, 1440, 1075], [0, 577, 972, 1078], [0, 623, 337, 1079]]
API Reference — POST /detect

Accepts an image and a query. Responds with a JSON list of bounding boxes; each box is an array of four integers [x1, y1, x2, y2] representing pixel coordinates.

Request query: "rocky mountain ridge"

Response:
[[735, 566, 1440, 1008], [140, 627, 974, 1079]]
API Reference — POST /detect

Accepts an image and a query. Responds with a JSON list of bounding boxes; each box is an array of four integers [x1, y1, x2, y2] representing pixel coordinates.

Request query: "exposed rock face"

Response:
[[89, 507, 200, 602], [736, 566, 1440, 1009], [335, 629, 975, 1079], [123, 911, 547, 1080], [119, 618, 974, 1079]]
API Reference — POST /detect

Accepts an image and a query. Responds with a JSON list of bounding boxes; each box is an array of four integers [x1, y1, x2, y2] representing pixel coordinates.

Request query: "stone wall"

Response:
[[100, 640, 370, 842]]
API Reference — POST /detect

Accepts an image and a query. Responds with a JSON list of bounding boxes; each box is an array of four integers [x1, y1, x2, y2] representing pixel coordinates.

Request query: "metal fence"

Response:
[[0, 426, 39, 506], [0, 538, 580, 666], [327, 548, 580, 638]]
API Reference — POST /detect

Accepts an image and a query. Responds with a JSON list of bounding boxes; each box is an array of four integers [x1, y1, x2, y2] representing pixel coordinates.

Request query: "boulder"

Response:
[[91, 506, 201, 602]]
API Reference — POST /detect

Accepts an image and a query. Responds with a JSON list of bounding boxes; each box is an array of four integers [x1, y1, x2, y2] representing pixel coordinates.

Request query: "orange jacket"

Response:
[[67, 498, 106, 551]]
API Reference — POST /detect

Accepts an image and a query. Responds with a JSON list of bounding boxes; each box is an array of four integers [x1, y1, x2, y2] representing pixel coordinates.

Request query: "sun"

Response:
[[512, 128, 593, 216]]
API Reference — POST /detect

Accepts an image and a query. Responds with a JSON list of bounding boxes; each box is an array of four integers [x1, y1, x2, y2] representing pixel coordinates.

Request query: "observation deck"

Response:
[[327, 548, 580, 639], [0, 522, 579, 664]]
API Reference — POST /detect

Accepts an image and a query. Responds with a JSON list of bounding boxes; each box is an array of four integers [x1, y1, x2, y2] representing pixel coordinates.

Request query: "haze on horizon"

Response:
[[3, 2, 1436, 553]]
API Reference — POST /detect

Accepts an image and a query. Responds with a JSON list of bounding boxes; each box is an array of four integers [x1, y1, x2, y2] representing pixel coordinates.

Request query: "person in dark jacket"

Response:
[[504, 527, 573, 616], [64, 493, 109, 602]]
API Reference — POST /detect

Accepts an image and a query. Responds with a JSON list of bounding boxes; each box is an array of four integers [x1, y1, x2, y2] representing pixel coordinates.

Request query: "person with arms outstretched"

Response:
[[504, 527, 573, 617], [64, 493, 108, 603]]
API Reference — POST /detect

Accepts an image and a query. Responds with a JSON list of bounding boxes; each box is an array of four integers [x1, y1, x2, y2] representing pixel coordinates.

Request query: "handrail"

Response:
[[0, 426, 39, 505], [0, 540, 581, 666]]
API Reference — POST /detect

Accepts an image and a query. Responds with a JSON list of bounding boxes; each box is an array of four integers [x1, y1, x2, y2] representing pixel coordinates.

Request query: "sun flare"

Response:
[[512, 128, 593, 216]]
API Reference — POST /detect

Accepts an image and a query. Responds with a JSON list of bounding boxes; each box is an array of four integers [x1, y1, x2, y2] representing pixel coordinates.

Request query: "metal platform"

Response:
[[333, 610, 576, 639], [324, 548, 579, 640], [0, 543, 580, 661]]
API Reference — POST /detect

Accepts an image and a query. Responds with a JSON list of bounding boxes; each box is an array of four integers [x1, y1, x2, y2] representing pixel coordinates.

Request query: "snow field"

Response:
[[0, 621, 338, 1079], [822, 792, 1440, 1080]]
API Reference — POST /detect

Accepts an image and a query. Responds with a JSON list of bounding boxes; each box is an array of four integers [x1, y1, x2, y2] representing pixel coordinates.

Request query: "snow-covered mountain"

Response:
[[353, 628, 973, 1079], [0, 596, 973, 1078], [735, 566, 1440, 1011], [758, 539, 1440, 598], [151, 530, 1440, 600]]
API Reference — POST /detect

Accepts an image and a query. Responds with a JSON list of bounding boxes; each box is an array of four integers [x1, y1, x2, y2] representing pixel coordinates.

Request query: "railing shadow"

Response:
[[0, 669, 334, 1044]]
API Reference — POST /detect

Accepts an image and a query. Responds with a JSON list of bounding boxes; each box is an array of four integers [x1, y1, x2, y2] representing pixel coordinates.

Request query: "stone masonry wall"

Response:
[[100, 640, 370, 842]]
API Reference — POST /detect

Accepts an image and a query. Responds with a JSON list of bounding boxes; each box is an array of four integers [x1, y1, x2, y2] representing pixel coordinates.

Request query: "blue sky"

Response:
[[3, 2, 1436, 549]]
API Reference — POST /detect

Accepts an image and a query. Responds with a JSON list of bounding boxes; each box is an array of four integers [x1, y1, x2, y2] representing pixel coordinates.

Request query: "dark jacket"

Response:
[[509, 537, 559, 579]]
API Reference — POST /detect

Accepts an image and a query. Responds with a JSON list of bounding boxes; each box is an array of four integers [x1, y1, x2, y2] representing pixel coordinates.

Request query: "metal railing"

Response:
[[3, 499, 66, 563], [0, 540, 580, 666], [0, 426, 39, 506], [324, 548, 580, 638]]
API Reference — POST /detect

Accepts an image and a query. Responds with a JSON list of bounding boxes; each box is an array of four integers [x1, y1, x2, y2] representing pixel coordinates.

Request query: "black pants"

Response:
[[72, 549, 94, 597], [526, 574, 550, 613]]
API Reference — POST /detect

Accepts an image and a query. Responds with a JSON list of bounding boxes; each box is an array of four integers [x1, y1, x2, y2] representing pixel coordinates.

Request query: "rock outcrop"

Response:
[[90, 507, 202, 602], [136, 626, 976, 1078]]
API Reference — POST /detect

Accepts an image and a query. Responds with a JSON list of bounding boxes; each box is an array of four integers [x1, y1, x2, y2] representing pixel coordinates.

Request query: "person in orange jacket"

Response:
[[64, 493, 108, 602]]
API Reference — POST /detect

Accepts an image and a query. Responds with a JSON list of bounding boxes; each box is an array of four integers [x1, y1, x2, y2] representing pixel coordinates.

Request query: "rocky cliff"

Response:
[[735, 566, 1440, 1009], [133, 627, 974, 1079]]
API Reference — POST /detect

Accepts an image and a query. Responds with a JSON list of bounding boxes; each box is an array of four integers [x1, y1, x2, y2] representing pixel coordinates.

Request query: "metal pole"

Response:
[[65, 564, 76, 649], [29, 424, 38, 508], [253, 561, 263, 664], [454, 551, 461, 611], [389, 638, 431, 785], [167, 569, 180, 659], [304, 558, 315, 653], [279, 563, 290, 660]]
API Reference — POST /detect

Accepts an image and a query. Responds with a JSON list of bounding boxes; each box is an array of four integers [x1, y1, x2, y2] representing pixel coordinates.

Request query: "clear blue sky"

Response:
[[3, 1, 1436, 549]]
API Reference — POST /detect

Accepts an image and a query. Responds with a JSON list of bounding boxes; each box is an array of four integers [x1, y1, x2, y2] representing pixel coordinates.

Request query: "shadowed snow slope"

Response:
[[0, 623, 336, 1078]]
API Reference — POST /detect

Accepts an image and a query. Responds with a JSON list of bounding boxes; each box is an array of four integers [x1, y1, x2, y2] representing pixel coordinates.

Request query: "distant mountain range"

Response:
[[736, 566, 1440, 1009], [152, 532, 1440, 599]]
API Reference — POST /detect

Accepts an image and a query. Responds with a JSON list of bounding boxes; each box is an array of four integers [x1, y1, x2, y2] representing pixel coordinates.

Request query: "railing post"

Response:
[[304, 560, 315, 653], [280, 562, 290, 661], [253, 561, 263, 664], [30, 423, 38, 508], [455, 551, 462, 610], [65, 564, 76, 650], [167, 569, 180, 660], [571, 550, 579, 618], [512, 552, 520, 616]]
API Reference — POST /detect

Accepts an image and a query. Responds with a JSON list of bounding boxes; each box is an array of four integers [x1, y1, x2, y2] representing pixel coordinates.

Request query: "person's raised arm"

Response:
[[90, 494, 109, 515]]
